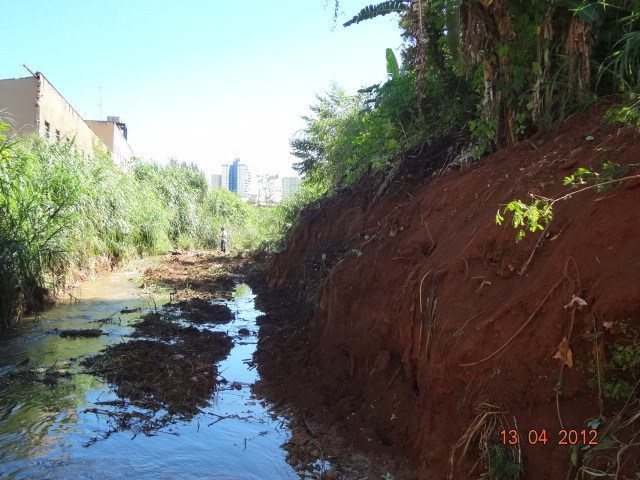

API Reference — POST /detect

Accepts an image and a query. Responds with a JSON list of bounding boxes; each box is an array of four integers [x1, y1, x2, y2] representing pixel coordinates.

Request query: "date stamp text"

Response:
[[501, 429, 598, 445]]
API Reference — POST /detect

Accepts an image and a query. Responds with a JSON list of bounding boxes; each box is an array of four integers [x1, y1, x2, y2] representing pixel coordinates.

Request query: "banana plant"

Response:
[[386, 48, 402, 78], [343, 0, 411, 27]]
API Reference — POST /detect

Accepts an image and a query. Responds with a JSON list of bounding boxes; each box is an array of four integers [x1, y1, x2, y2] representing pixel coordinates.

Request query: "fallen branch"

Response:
[[84, 407, 151, 421]]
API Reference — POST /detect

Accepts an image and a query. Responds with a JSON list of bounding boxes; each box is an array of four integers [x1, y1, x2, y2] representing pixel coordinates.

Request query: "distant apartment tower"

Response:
[[221, 164, 230, 191], [221, 158, 251, 199], [282, 176, 301, 198], [210, 173, 223, 189]]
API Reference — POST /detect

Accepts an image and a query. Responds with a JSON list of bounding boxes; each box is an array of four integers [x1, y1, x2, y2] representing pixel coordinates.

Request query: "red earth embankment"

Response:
[[254, 102, 640, 479]]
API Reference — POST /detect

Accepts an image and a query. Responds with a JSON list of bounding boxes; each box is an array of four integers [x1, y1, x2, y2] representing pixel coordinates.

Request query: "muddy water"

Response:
[[0, 260, 299, 479]]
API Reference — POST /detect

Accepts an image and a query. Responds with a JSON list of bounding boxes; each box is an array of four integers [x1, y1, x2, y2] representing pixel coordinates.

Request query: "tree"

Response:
[[257, 174, 280, 205], [338, 0, 640, 153], [291, 83, 366, 189]]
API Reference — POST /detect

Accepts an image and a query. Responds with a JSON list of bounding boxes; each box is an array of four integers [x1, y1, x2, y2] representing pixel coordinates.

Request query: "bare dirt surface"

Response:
[[253, 101, 640, 479], [143, 251, 237, 300]]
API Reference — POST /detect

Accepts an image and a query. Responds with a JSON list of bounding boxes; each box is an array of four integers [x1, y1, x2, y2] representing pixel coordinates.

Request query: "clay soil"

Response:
[[252, 102, 640, 479]]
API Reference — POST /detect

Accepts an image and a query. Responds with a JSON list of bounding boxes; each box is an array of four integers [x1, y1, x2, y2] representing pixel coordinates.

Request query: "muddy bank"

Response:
[[254, 103, 640, 479]]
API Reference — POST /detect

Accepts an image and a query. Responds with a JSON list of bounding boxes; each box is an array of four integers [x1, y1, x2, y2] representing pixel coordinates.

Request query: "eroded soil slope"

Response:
[[255, 102, 640, 479]]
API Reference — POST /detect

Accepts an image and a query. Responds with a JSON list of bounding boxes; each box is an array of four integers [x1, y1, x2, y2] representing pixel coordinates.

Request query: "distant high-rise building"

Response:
[[221, 164, 230, 191], [210, 174, 223, 189], [282, 176, 301, 198], [236, 162, 252, 199], [221, 158, 251, 199]]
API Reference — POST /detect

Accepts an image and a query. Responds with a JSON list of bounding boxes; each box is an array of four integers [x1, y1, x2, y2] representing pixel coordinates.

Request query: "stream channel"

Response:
[[0, 259, 301, 479]]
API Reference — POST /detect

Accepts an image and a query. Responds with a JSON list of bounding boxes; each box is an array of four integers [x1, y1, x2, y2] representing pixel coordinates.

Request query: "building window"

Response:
[[44, 121, 50, 138], [56, 130, 61, 141]]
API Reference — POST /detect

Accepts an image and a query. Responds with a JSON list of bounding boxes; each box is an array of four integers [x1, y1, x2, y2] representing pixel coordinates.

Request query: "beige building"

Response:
[[86, 116, 134, 165], [0, 71, 133, 164]]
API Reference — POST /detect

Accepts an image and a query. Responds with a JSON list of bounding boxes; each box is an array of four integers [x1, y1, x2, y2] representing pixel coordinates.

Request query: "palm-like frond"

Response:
[[343, 0, 411, 27], [608, 30, 640, 87]]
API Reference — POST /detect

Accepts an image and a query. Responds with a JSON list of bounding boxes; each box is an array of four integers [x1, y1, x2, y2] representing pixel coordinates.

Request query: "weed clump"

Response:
[[81, 335, 231, 415], [589, 321, 640, 402], [0, 363, 72, 390], [481, 444, 524, 480], [58, 329, 103, 338]]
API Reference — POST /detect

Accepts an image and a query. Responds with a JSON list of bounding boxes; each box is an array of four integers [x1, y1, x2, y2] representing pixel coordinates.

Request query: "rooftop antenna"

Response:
[[92, 85, 110, 120], [23, 64, 37, 78]]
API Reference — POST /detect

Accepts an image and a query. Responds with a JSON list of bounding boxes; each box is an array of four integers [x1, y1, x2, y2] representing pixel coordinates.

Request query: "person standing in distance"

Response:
[[220, 227, 228, 253]]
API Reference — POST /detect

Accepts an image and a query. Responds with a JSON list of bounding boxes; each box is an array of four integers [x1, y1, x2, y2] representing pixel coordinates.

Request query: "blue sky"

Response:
[[1, 1, 403, 181]]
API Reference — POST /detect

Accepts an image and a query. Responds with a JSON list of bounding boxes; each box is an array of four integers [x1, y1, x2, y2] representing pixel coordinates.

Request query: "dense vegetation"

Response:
[[284, 2, 640, 478], [0, 129, 283, 329], [292, 0, 640, 192], [2, 0, 638, 329]]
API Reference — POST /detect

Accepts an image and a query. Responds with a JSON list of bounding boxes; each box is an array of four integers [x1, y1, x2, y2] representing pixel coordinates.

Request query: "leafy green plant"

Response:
[[292, 66, 472, 194], [291, 83, 366, 190], [481, 444, 524, 480], [563, 160, 639, 191], [0, 134, 85, 326], [597, 7, 640, 94], [594, 330, 640, 401], [386, 48, 403, 80], [353, 74, 419, 173], [496, 197, 553, 242], [497, 161, 640, 241], [604, 92, 640, 127], [343, 1, 409, 27]]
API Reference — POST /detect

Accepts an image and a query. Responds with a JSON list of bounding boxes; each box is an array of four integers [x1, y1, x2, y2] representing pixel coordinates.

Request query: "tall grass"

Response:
[[0, 137, 81, 327], [0, 127, 269, 329]]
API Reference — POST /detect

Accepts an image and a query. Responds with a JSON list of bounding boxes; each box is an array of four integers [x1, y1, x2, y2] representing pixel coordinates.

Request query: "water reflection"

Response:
[[0, 261, 298, 479]]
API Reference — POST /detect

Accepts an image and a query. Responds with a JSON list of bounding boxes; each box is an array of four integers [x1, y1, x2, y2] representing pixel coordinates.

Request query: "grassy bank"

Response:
[[0, 126, 288, 330]]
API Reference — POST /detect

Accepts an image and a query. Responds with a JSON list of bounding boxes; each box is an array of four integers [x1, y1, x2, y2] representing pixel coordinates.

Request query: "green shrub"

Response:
[[481, 444, 524, 480], [601, 341, 640, 401], [0, 125, 264, 329]]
